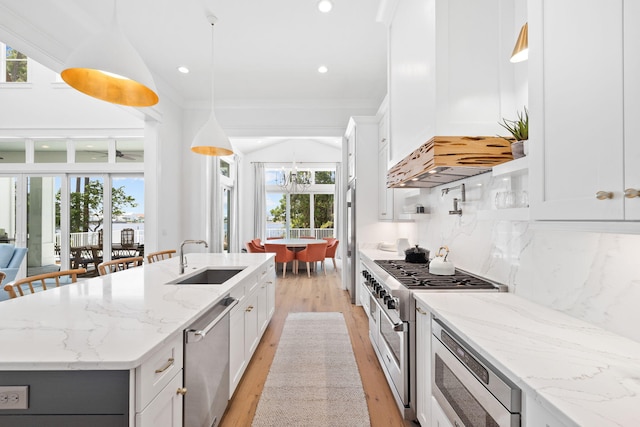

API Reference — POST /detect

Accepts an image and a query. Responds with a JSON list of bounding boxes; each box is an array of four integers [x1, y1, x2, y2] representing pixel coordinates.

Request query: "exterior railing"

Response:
[[56, 230, 145, 248], [265, 228, 334, 239]]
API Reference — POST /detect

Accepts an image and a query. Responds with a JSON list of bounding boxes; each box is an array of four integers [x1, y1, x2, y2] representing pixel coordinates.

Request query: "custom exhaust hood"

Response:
[[387, 136, 513, 188]]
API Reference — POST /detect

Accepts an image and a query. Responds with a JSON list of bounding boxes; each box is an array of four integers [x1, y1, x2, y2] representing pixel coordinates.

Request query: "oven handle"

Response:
[[376, 297, 406, 332]]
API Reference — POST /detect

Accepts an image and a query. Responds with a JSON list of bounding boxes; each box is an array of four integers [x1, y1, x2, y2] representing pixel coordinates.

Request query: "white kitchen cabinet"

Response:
[[229, 263, 275, 396], [378, 143, 394, 220], [136, 370, 183, 427], [530, 0, 640, 222], [431, 396, 454, 427], [524, 395, 568, 427], [415, 299, 432, 426], [347, 129, 356, 182]]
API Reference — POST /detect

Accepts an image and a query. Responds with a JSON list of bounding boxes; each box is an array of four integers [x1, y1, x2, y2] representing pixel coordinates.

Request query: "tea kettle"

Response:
[[429, 246, 455, 275]]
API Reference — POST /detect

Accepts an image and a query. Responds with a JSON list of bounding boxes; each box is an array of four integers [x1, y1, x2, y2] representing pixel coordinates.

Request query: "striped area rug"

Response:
[[252, 312, 370, 426]]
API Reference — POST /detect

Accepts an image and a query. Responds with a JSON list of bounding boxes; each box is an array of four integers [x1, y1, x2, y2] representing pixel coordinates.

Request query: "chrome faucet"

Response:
[[179, 240, 208, 274], [441, 183, 466, 215]]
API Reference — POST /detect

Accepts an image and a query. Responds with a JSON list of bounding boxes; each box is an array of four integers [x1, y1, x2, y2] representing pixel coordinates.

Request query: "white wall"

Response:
[[412, 170, 640, 344]]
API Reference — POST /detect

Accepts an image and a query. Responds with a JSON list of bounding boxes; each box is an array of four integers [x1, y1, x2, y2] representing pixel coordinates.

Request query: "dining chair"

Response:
[[251, 238, 264, 249], [98, 256, 144, 276], [264, 243, 296, 278], [3, 268, 87, 299], [294, 241, 328, 278], [324, 239, 340, 270], [244, 241, 262, 253], [147, 249, 177, 263]]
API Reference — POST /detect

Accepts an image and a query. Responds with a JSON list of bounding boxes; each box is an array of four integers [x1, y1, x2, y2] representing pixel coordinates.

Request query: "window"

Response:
[[265, 165, 335, 239], [3, 44, 28, 82]]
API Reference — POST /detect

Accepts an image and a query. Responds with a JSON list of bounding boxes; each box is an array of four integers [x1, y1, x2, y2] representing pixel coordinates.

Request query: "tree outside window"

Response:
[[4, 45, 27, 82]]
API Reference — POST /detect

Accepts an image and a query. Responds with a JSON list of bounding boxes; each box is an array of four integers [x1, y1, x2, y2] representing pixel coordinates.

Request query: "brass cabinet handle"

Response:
[[176, 387, 187, 396], [245, 305, 254, 312], [596, 191, 614, 200], [416, 307, 428, 315], [624, 188, 640, 198], [155, 357, 175, 373]]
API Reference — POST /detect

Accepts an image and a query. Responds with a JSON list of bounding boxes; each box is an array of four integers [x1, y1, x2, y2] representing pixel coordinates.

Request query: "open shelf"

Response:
[[492, 156, 529, 177]]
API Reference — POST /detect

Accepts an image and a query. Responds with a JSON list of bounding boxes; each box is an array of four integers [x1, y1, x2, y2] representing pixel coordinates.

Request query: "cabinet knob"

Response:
[[416, 307, 427, 315], [596, 191, 614, 200], [176, 387, 187, 396], [624, 188, 640, 198], [245, 305, 254, 312]]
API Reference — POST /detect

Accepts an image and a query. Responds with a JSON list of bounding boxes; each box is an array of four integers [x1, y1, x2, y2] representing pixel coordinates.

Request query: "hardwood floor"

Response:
[[220, 263, 414, 427]]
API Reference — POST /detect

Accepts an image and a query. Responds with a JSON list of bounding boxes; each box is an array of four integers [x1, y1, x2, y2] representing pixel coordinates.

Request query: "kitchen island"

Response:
[[0, 252, 275, 426], [415, 292, 640, 427]]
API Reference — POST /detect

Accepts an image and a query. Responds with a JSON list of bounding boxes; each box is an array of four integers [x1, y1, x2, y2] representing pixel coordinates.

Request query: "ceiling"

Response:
[[0, 0, 388, 109]]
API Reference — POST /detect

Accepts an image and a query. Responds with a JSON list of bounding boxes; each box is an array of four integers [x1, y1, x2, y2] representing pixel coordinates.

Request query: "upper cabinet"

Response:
[[384, 0, 516, 166], [530, 0, 640, 221], [377, 99, 395, 220]]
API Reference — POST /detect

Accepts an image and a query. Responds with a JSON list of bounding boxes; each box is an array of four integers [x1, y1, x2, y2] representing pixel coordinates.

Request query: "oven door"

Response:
[[369, 294, 379, 348], [377, 305, 409, 405], [432, 337, 520, 427]]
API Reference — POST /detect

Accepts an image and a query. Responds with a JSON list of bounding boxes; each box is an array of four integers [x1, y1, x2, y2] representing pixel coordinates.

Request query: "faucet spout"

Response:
[[179, 239, 209, 274]]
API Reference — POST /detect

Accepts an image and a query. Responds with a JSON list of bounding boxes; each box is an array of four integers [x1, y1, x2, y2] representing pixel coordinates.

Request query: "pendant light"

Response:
[[61, 0, 158, 107], [191, 15, 234, 156], [510, 22, 528, 63]]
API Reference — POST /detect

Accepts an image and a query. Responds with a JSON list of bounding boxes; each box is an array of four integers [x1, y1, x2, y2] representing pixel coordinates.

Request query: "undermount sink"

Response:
[[168, 268, 245, 285]]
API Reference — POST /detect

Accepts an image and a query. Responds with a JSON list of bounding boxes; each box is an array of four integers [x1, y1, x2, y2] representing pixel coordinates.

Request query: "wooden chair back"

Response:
[[147, 249, 176, 263], [98, 256, 144, 276], [3, 268, 87, 299]]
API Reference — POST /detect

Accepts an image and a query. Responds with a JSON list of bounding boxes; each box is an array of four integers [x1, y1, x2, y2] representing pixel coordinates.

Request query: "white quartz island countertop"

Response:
[[415, 292, 640, 427], [0, 253, 273, 371]]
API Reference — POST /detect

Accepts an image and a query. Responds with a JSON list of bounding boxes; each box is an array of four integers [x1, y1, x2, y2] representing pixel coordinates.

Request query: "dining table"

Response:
[[265, 238, 326, 248]]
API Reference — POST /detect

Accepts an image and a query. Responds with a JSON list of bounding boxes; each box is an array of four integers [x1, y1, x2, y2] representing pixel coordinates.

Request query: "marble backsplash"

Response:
[[412, 171, 640, 343]]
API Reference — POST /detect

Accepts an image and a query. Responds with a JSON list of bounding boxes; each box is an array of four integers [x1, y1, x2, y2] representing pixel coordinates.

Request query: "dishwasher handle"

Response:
[[186, 297, 238, 343]]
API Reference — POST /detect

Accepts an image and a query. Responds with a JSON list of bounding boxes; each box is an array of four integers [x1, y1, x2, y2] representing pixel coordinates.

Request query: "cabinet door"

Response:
[[378, 144, 394, 220], [136, 371, 183, 427], [266, 276, 276, 318], [524, 395, 568, 427], [530, 0, 624, 220], [624, 0, 640, 220], [244, 291, 260, 357], [415, 302, 431, 426], [229, 302, 247, 395], [431, 396, 454, 427], [257, 279, 269, 334]]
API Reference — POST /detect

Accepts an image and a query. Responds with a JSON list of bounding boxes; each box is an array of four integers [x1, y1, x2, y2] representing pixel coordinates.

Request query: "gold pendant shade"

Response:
[[510, 22, 528, 63], [61, 21, 159, 107]]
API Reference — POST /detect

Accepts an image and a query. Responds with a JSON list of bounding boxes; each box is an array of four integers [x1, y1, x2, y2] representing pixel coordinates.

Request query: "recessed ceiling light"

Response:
[[86, 144, 94, 148], [318, 65, 328, 74], [177, 66, 190, 74], [41, 145, 49, 149], [317, 0, 333, 13]]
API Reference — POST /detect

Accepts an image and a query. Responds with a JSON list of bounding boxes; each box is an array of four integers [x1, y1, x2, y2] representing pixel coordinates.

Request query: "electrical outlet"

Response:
[[0, 386, 28, 410]]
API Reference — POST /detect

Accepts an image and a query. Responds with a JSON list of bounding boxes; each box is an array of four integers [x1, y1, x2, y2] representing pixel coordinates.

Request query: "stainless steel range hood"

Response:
[[387, 136, 513, 188]]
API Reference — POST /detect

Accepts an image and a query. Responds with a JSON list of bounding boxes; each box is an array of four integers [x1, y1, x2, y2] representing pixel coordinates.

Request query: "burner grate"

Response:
[[374, 260, 497, 290]]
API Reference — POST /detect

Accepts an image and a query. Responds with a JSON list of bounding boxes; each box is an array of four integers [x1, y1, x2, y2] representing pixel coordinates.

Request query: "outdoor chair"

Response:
[[3, 268, 86, 299], [264, 243, 296, 278], [294, 241, 328, 278], [98, 256, 144, 275], [0, 244, 28, 283], [147, 249, 176, 263]]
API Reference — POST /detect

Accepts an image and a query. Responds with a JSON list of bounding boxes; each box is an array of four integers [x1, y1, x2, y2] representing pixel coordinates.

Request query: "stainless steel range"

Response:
[[360, 257, 506, 421]]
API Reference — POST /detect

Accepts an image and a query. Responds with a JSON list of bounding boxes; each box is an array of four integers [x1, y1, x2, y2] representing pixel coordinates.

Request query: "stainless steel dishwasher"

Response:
[[184, 295, 237, 427]]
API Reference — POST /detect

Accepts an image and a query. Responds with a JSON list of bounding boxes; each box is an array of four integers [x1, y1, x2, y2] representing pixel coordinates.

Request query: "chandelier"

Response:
[[277, 163, 311, 193]]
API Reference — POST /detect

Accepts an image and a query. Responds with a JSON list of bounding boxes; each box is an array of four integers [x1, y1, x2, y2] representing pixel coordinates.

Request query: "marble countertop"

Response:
[[0, 253, 273, 371], [414, 292, 640, 427]]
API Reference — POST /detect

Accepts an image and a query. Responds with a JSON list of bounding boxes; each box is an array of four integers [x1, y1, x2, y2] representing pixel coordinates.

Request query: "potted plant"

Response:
[[499, 107, 528, 159]]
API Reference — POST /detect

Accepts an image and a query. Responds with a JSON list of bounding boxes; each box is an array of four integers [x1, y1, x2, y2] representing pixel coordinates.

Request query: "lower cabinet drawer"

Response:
[[135, 333, 184, 412], [136, 370, 183, 427]]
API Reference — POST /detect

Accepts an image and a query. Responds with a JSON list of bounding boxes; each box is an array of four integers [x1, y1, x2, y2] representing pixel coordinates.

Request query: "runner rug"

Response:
[[252, 312, 371, 426]]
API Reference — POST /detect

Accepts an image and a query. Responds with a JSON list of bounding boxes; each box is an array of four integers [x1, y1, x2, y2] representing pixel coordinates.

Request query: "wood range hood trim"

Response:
[[387, 136, 514, 188]]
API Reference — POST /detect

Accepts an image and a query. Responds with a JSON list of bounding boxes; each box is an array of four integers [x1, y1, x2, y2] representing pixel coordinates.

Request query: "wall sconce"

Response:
[[61, 1, 159, 107], [190, 15, 234, 156], [510, 22, 528, 63]]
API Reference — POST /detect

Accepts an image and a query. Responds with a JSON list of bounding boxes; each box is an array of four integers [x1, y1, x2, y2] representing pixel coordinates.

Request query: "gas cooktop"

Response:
[[374, 260, 498, 290]]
